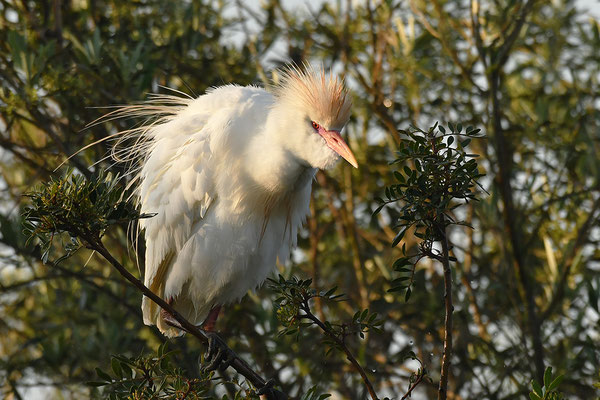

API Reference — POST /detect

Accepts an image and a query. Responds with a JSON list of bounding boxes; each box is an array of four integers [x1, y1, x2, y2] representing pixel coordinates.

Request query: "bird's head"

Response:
[[272, 65, 357, 170]]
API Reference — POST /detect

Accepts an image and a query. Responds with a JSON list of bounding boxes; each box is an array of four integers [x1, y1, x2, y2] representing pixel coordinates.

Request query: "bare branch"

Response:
[[437, 217, 453, 400]]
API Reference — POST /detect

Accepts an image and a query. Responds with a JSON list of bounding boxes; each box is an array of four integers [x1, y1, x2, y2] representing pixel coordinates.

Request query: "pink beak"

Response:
[[319, 129, 358, 168]]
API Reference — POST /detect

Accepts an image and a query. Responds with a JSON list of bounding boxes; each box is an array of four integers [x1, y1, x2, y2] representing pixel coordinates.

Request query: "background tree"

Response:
[[1, 0, 599, 399]]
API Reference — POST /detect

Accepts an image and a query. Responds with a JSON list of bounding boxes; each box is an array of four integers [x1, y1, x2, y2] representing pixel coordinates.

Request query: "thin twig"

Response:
[[401, 368, 426, 400], [300, 303, 379, 400]]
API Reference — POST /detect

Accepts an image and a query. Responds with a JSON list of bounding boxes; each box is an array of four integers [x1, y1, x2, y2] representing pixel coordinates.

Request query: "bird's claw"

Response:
[[202, 332, 236, 372], [256, 380, 288, 399], [256, 379, 275, 395]]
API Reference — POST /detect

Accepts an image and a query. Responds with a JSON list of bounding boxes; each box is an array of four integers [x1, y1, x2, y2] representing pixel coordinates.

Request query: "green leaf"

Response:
[[392, 229, 406, 247], [360, 309, 369, 320], [531, 380, 543, 397], [404, 287, 412, 302], [95, 367, 112, 382], [387, 286, 405, 293], [547, 374, 564, 391], [111, 357, 123, 379], [391, 277, 411, 286], [393, 257, 411, 268], [394, 170, 404, 182], [529, 392, 542, 400], [373, 204, 385, 215], [120, 361, 133, 379], [544, 366, 553, 388]]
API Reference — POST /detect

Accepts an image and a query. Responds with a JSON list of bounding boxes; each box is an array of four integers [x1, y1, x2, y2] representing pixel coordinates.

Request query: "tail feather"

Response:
[[142, 251, 173, 326]]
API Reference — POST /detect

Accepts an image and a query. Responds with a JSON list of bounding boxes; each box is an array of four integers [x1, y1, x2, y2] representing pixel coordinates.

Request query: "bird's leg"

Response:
[[201, 305, 221, 332], [160, 297, 182, 329], [200, 305, 236, 371], [202, 331, 236, 372]]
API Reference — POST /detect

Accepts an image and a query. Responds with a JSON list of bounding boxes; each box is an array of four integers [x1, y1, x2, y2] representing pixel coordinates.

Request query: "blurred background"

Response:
[[0, 0, 599, 398]]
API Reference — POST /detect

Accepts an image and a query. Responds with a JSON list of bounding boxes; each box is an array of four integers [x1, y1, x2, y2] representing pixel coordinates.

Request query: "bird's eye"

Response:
[[311, 121, 320, 131]]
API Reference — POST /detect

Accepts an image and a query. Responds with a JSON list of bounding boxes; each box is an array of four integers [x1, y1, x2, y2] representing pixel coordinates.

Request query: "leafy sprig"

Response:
[[529, 367, 565, 400], [374, 122, 485, 299], [269, 275, 381, 399], [89, 343, 217, 399], [269, 275, 382, 344], [23, 169, 153, 264]]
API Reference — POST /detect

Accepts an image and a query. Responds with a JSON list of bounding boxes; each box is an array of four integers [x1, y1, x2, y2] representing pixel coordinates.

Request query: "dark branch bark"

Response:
[[484, 0, 544, 382], [437, 217, 453, 400], [490, 67, 545, 383]]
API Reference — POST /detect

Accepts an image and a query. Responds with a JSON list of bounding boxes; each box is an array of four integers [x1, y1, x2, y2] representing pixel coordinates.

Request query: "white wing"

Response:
[[139, 123, 214, 331], [134, 85, 273, 336]]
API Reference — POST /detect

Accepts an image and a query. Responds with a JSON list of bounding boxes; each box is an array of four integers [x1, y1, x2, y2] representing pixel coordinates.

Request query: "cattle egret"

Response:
[[110, 66, 356, 337]]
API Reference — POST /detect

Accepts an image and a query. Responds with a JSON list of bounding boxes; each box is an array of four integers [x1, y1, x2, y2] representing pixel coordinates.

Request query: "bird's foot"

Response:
[[202, 331, 236, 372], [256, 379, 275, 395], [256, 380, 288, 399]]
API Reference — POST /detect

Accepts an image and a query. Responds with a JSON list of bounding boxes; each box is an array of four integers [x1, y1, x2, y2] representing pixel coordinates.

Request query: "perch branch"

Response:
[[83, 234, 287, 400]]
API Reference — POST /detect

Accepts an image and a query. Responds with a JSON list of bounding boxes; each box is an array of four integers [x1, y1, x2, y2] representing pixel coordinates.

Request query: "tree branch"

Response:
[[494, 0, 537, 68], [437, 217, 453, 400], [82, 234, 287, 400], [540, 195, 600, 322], [485, 1, 545, 379], [401, 367, 426, 400], [300, 304, 379, 400]]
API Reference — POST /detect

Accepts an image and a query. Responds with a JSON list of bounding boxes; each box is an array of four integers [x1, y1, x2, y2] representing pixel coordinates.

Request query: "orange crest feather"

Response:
[[275, 65, 352, 130]]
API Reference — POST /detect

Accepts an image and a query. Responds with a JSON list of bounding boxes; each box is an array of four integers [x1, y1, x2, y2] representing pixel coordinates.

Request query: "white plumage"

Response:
[[113, 66, 356, 336]]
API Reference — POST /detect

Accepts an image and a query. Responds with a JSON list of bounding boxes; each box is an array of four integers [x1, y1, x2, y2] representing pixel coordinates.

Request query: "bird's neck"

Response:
[[244, 116, 314, 196], [247, 145, 313, 195]]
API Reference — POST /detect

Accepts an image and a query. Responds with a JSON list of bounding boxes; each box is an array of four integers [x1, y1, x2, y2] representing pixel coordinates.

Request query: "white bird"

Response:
[[110, 66, 356, 337]]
